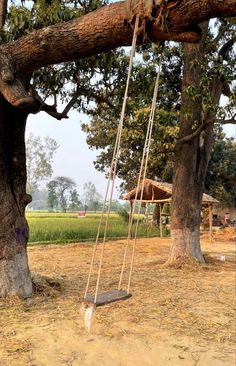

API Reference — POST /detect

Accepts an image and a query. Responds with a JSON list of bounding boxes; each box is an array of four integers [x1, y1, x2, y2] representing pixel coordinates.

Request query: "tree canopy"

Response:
[[47, 176, 77, 212], [205, 127, 236, 207], [81, 21, 235, 200], [1, 0, 236, 114]]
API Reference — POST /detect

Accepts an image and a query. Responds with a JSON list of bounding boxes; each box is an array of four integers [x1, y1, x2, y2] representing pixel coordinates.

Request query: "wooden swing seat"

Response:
[[85, 289, 132, 307]]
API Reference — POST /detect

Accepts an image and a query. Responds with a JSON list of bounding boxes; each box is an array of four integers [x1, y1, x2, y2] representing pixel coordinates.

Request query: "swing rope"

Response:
[[84, 16, 140, 302], [119, 49, 164, 293], [84, 16, 164, 303]]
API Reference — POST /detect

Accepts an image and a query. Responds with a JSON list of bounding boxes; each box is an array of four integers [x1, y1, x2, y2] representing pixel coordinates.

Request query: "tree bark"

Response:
[[166, 22, 224, 266], [0, 99, 32, 297], [2, 0, 236, 75], [0, 0, 7, 30]]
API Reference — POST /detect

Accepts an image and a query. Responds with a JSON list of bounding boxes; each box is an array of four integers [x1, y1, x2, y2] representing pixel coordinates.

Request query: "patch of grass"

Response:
[[26, 212, 163, 245]]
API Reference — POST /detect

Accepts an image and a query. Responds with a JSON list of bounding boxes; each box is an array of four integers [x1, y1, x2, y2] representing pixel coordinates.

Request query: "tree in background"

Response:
[[205, 127, 236, 207], [27, 188, 48, 211], [47, 182, 58, 212], [83, 181, 102, 212], [69, 189, 81, 211], [26, 133, 59, 195], [48, 177, 77, 212]]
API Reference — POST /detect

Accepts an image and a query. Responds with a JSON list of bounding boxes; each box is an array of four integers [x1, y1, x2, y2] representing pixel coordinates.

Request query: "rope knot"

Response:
[[126, 0, 181, 41]]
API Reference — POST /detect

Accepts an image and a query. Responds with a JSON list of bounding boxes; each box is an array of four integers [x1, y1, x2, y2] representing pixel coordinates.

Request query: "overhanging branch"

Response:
[[44, 94, 80, 120], [177, 117, 236, 144], [3, 0, 236, 75], [0, 0, 235, 111]]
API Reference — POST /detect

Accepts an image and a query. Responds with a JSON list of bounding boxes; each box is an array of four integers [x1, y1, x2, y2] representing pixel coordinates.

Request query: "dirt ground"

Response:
[[0, 236, 235, 366]]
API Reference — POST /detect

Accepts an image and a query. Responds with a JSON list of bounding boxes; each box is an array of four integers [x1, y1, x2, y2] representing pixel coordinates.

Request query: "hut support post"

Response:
[[145, 203, 148, 218], [129, 201, 133, 240], [159, 204, 163, 238], [209, 204, 213, 243]]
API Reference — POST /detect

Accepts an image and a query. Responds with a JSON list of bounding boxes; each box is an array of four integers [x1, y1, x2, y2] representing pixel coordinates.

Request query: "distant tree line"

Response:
[[28, 175, 127, 213]]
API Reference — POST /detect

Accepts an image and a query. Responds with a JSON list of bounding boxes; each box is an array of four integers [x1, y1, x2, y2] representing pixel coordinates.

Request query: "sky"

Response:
[[26, 103, 235, 200], [26, 107, 121, 199]]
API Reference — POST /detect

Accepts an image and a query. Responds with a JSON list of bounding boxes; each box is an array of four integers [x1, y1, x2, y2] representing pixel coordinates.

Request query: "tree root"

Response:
[[163, 255, 206, 269]]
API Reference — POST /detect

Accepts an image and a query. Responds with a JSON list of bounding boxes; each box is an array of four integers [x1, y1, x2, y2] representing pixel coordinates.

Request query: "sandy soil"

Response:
[[0, 237, 235, 366]]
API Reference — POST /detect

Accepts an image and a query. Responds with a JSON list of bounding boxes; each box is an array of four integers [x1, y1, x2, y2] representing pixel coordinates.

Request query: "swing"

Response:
[[83, 16, 164, 308], [85, 290, 132, 307]]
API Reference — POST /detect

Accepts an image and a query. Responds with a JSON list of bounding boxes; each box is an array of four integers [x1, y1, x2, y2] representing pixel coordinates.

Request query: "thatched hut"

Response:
[[124, 178, 218, 240]]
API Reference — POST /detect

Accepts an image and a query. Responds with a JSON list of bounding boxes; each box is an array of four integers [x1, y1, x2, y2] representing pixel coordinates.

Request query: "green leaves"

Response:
[[205, 127, 236, 207], [47, 176, 77, 212], [5, 0, 84, 41], [80, 43, 182, 191]]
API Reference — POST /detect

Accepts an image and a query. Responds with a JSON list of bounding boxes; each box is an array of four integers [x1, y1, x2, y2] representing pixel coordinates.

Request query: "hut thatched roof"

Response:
[[123, 178, 218, 205]]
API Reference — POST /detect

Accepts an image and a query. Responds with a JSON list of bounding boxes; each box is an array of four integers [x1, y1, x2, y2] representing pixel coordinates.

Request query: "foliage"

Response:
[[81, 21, 236, 201], [162, 203, 171, 215], [27, 188, 48, 210], [81, 43, 182, 191], [26, 133, 59, 195], [5, 0, 107, 42], [69, 189, 81, 211], [47, 176, 77, 212], [47, 182, 58, 211], [82, 181, 102, 211], [205, 127, 236, 207]]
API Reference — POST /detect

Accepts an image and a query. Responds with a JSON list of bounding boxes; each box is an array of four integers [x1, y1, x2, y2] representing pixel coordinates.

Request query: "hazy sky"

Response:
[[26, 107, 122, 199], [26, 105, 235, 199]]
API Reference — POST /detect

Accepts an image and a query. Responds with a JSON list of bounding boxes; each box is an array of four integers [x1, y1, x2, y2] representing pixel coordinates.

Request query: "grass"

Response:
[[26, 212, 168, 245]]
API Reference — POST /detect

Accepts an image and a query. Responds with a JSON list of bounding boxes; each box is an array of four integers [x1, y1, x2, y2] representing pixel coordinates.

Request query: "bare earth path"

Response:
[[0, 237, 235, 366]]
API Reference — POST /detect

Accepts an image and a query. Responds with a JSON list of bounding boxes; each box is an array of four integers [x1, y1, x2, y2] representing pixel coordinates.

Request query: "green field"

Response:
[[26, 212, 167, 245]]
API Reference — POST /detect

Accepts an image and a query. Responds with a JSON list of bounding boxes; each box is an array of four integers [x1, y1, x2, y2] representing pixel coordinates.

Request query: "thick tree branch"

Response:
[[0, 0, 235, 111], [0, 0, 7, 30], [177, 117, 236, 144], [3, 0, 236, 76], [177, 121, 207, 144]]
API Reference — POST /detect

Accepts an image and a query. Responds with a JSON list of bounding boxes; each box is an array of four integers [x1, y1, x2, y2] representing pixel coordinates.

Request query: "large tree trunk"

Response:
[[166, 23, 223, 266], [0, 98, 32, 297]]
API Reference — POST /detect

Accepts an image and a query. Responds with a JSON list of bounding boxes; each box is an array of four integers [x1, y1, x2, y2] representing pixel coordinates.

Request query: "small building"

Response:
[[124, 178, 218, 240]]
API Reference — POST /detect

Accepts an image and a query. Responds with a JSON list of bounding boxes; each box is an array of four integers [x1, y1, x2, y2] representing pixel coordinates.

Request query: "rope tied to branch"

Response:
[[81, 15, 164, 333]]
